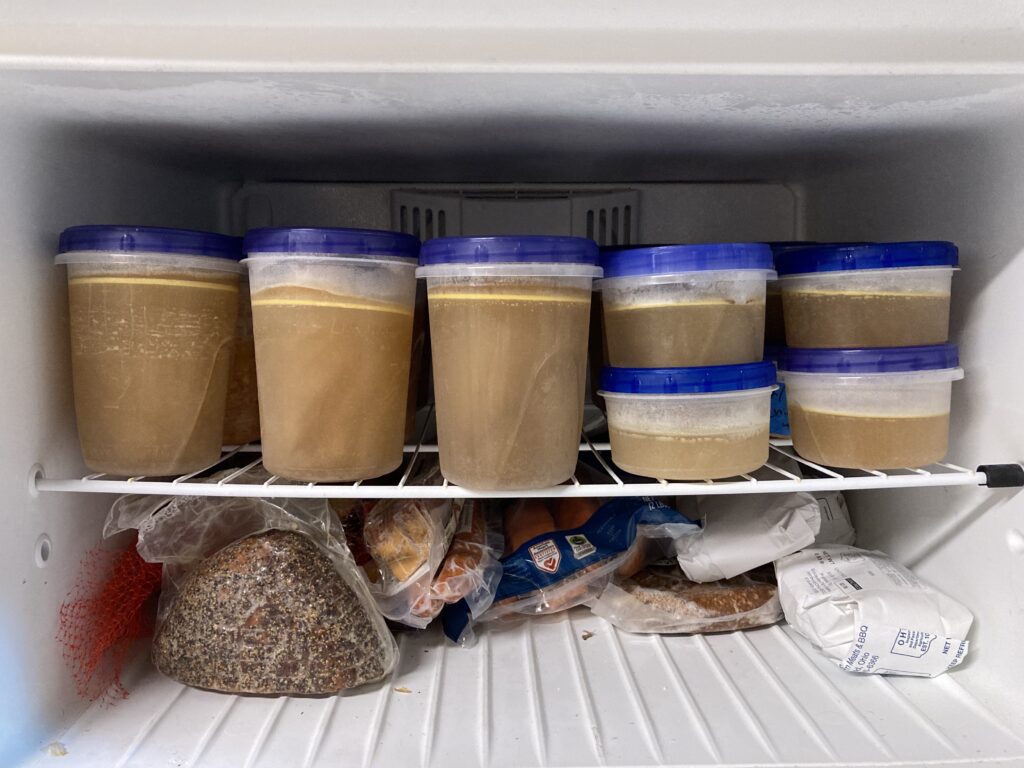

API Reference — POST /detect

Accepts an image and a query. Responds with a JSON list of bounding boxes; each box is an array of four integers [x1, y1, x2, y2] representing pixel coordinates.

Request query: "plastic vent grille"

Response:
[[391, 188, 639, 243]]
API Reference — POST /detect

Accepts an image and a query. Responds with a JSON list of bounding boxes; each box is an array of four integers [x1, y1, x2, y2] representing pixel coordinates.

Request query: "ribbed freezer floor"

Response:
[[28, 610, 1024, 768]]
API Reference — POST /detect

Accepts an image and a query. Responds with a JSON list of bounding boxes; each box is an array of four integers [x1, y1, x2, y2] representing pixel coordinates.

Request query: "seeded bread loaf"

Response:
[[153, 530, 393, 694]]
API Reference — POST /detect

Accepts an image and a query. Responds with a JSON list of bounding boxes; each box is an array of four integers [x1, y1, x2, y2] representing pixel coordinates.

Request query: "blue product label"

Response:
[[771, 380, 790, 437], [492, 497, 698, 605], [441, 599, 471, 644]]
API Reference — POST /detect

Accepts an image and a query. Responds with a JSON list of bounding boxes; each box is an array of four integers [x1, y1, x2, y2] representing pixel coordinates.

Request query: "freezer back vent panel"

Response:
[[30, 615, 1024, 768], [390, 188, 640, 244], [229, 182, 796, 245]]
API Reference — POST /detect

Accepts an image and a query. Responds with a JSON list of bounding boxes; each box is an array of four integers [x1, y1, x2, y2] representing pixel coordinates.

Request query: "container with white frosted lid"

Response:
[[418, 235, 601, 490], [598, 243, 775, 367], [599, 361, 776, 480], [56, 225, 243, 476], [244, 227, 419, 482], [776, 241, 958, 348], [776, 344, 964, 469]]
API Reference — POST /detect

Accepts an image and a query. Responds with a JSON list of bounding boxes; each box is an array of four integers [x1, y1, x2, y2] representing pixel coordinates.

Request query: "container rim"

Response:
[[58, 225, 242, 260], [775, 241, 958, 276], [243, 227, 420, 259], [600, 361, 777, 394], [600, 242, 773, 279], [56, 250, 244, 274], [242, 253, 417, 268], [776, 344, 959, 374], [417, 262, 602, 279], [420, 235, 598, 266], [599, 385, 777, 400]]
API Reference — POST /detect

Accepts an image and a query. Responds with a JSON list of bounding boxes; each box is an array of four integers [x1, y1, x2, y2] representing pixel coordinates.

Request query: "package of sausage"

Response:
[[478, 496, 700, 623]]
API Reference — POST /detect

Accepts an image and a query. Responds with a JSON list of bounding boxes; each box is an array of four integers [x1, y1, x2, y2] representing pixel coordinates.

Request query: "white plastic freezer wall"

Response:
[[3, 2, 1024, 766]]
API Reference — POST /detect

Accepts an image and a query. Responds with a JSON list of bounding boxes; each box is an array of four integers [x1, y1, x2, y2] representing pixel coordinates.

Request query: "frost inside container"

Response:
[[599, 361, 776, 480], [418, 236, 601, 490], [776, 241, 958, 348], [244, 228, 418, 482], [777, 344, 964, 469], [598, 242, 775, 367], [56, 226, 243, 476]]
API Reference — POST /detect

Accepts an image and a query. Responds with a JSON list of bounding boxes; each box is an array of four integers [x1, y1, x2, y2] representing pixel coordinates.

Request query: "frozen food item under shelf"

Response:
[[599, 361, 776, 480], [589, 564, 782, 634], [777, 344, 963, 469], [776, 545, 972, 677], [418, 236, 601, 490], [599, 242, 775, 367], [776, 241, 958, 348], [244, 227, 419, 482], [222, 275, 261, 445], [56, 225, 243, 476], [108, 490, 398, 695]]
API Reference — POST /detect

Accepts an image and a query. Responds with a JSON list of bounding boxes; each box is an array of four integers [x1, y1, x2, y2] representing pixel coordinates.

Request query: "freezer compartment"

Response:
[[3, 64, 1024, 767]]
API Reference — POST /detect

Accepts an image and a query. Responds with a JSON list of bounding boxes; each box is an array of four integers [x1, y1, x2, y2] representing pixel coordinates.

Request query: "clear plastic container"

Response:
[[244, 227, 419, 482], [599, 362, 776, 480], [598, 243, 775, 367], [55, 226, 243, 476], [418, 236, 601, 490], [222, 276, 261, 446], [777, 345, 964, 469], [776, 242, 958, 348]]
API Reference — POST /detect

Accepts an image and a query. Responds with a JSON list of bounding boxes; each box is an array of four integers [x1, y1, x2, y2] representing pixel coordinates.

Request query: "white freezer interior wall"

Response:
[[802, 128, 1024, 730], [0, 111, 223, 765]]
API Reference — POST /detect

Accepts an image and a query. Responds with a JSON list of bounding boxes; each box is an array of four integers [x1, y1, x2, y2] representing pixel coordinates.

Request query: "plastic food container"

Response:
[[56, 226, 243, 476], [244, 227, 419, 482], [766, 242, 819, 345], [598, 243, 775, 367], [599, 361, 776, 480], [777, 344, 964, 469], [764, 345, 790, 438], [776, 241, 958, 348], [222, 276, 261, 445], [418, 236, 601, 490]]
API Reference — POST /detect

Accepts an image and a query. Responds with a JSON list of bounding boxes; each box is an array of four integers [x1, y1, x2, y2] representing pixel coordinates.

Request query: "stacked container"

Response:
[[775, 241, 962, 469], [597, 243, 777, 479]]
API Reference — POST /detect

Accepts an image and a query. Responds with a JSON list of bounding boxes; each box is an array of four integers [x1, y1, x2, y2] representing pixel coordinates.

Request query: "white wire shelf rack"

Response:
[[34, 434, 1015, 499]]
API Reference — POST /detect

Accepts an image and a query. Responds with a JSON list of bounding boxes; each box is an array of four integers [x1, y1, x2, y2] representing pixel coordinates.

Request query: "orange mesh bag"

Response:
[[57, 534, 162, 702]]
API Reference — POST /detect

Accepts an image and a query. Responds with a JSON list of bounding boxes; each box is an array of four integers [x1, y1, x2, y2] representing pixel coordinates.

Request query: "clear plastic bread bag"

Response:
[[104, 472, 397, 694], [589, 564, 782, 634]]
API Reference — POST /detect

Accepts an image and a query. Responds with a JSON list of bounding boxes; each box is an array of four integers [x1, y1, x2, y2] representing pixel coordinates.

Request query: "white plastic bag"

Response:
[[811, 491, 856, 546], [776, 545, 972, 677], [676, 492, 820, 582]]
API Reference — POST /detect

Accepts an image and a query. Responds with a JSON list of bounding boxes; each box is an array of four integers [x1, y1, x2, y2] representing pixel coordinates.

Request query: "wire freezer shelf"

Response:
[[34, 437, 1002, 499]]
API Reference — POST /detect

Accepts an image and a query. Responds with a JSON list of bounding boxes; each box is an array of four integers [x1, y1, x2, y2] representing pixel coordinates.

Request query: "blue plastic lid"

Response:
[[601, 243, 773, 279], [244, 227, 420, 259], [775, 241, 958, 276], [600, 361, 776, 394], [420, 236, 598, 266], [58, 225, 242, 260], [776, 344, 959, 374]]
